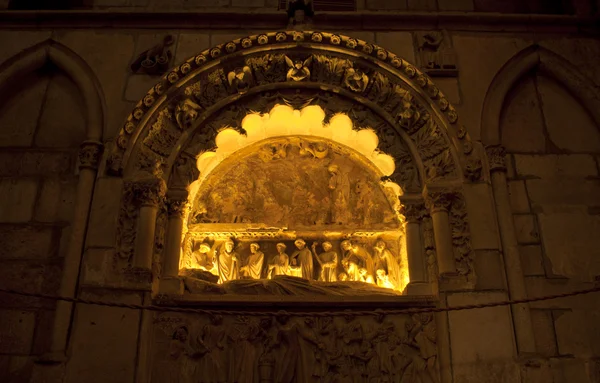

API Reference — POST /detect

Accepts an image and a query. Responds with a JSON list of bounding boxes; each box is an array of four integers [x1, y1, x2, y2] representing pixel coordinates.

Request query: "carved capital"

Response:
[[167, 198, 190, 218], [127, 177, 167, 207], [400, 202, 426, 222], [486, 145, 507, 173], [78, 140, 103, 170], [424, 189, 455, 213]]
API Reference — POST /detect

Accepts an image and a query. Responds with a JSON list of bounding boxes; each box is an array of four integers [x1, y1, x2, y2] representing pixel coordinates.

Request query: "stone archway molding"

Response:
[[0, 38, 106, 361], [109, 31, 483, 192], [481, 44, 600, 145]]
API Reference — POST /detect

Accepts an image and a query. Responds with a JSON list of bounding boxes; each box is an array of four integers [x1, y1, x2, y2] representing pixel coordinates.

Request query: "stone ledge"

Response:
[[0, 10, 597, 31]]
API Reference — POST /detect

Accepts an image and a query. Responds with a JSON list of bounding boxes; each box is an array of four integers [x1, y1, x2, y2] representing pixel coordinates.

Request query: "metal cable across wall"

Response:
[[1, 285, 599, 317]]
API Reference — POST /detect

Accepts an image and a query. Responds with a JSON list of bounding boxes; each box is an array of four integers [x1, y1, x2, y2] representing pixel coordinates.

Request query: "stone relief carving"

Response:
[[448, 194, 472, 275], [180, 232, 406, 293], [486, 145, 507, 172], [78, 141, 103, 170], [190, 137, 400, 230], [415, 30, 458, 77], [285, 55, 312, 82], [130, 35, 175, 75], [175, 98, 202, 131], [111, 31, 477, 183], [151, 311, 439, 383]]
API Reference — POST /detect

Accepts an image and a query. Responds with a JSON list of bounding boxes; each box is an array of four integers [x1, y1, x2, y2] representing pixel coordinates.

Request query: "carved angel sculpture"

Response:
[[227, 66, 254, 94], [285, 55, 312, 82], [175, 98, 202, 131]]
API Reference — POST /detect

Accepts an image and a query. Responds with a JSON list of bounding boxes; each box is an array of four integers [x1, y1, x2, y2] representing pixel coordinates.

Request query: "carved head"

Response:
[[210, 314, 223, 325], [328, 164, 339, 174], [199, 243, 211, 253], [224, 239, 234, 253], [322, 242, 332, 251], [340, 240, 352, 251], [294, 239, 306, 249], [172, 326, 188, 341], [374, 240, 386, 252], [276, 243, 287, 253], [338, 272, 348, 281], [250, 243, 260, 253]]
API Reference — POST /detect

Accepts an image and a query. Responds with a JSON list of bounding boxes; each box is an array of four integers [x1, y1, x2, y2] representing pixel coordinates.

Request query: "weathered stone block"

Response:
[[35, 177, 78, 223], [520, 245, 545, 276], [555, 309, 600, 357], [537, 212, 600, 282], [539, 38, 600, 86], [508, 180, 530, 213], [35, 72, 87, 148], [0, 71, 49, 148], [438, 0, 473, 11], [0, 178, 38, 223], [82, 248, 114, 285], [435, 78, 460, 104], [0, 31, 52, 65], [473, 250, 506, 290], [375, 32, 415, 65], [124, 74, 159, 102], [500, 76, 546, 153], [210, 33, 246, 47], [526, 179, 600, 208], [232, 0, 264, 6], [453, 361, 521, 383], [0, 225, 55, 260], [537, 75, 600, 153], [531, 309, 558, 356], [514, 154, 598, 179], [463, 183, 500, 249], [513, 214, 540, 244], [366, 0, 407, 10], [86, 177, 124, 248], [20, 151, 75, 176], [0, 355, 34, 383], [407, 0, 436, 11], [550, 357, 595, 383], [65, 291, 141, 383], [506, 154, 516, 179], [448, 292, 515, 364], [474, 0, 527, 12], [174, 32, 210, 65], [0, 310, 36, 354]]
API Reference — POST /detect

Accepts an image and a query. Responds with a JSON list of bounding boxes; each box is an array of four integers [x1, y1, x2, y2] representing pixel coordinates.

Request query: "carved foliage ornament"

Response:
[[110, 31, 479, 183], [486, 145, 507, 172]]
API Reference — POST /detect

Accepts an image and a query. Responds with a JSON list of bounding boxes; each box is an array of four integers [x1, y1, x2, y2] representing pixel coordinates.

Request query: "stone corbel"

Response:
[[424, 187, 457, 277]]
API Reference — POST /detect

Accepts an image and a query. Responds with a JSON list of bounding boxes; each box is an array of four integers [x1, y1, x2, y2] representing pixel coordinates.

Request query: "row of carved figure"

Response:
[[156, 312, 438, 383], [188, 238, 403, 290]]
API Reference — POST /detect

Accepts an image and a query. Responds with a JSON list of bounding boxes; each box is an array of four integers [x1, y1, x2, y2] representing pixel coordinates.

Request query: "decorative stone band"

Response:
[[486, 145, 507, 173], [126, 177, 167, 208], [424, 189, 455, 213], [78, 140, 103, 170], [399, 201, 427, 222]]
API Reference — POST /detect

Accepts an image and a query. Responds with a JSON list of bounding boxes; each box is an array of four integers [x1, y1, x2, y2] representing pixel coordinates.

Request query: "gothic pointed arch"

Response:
[[481, 44, 600, 145], [0, 38, 105, 141]]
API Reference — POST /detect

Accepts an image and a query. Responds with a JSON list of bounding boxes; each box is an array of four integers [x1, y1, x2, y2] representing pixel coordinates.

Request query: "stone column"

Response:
[[130, 176, 166, 272], [401, 202, 429, 294], [487, 145, 536, 354], [159, 189, 190, 294], [47, 141, 103, 360], [425, 190, 456, 276]]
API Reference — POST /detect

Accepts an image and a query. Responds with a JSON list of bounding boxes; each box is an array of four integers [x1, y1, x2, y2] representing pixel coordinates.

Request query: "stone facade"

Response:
[[0, 1, 599, 382]]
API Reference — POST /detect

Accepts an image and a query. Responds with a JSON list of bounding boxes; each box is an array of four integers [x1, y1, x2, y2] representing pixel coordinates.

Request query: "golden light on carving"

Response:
[[182, 104, 411, 294], [195, 104, 399, 188]]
